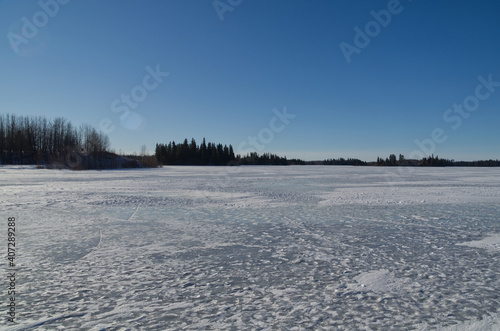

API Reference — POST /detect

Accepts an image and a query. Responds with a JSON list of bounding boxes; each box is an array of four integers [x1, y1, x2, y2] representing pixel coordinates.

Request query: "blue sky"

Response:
[[1, 0, 499, 161]]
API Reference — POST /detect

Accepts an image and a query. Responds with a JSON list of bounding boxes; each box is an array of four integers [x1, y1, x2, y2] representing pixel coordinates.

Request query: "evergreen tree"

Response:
[[200, 138, 207, 164]]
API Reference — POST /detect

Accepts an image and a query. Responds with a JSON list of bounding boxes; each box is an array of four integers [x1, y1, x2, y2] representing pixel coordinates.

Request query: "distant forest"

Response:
[[375, 154, 500, 167], [1, 113, 498, 169], [0, 114, 144, 169], [155, 139, 500, 167], [155, 138, 301, 165]]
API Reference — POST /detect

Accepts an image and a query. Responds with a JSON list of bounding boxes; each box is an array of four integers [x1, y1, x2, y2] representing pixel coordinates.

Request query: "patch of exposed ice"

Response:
[[317, 183, 499, 206], [456, 234, 500, 251], [347, 269, 419, 293], [419, 314, 500, 331]]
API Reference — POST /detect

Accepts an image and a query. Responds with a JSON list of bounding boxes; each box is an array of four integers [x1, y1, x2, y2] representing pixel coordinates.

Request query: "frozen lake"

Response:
[[2, 166, 500, 330]]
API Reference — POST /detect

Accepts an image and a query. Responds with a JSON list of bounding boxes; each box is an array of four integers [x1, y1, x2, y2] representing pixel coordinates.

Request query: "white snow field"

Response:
[[1, 165, 500, 330]]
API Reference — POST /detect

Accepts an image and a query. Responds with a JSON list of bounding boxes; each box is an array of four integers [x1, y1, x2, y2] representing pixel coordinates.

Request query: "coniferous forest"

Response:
[[154, 139, 296, 165], [154, 139, 500, 167], [1, 113, 499, 169], [155, 138, 235, 166], [374, 154, 500, 167]]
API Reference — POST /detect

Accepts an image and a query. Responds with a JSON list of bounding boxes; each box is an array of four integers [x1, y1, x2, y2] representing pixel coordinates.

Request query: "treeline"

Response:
[[155, 138, 235, 165], [155, 138, 296, 165], [0, 114, 142, 169], [375, 154, 500, 167], [237, 152, 288, 165], [376, 154, 408, 166], [6, 113, 496, 169], [320, 158, 366, 166], [0, 114, 110, 165], [453, 160, 500, 166], [155, 139, 500, 167]]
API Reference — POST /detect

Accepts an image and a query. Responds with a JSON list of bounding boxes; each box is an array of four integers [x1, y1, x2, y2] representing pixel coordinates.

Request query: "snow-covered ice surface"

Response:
[[1, 165, 500, 330]]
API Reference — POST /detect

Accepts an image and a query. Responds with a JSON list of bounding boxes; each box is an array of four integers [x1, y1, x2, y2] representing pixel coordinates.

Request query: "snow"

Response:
[[1, 165, 500, 329], [347, 269, 421, 293], [456, 234, 500, 252]]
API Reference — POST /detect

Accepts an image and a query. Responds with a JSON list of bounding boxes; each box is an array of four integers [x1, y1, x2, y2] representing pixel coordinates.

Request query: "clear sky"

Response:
[[1, 0, 499, 161]]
